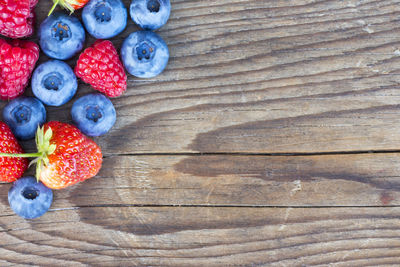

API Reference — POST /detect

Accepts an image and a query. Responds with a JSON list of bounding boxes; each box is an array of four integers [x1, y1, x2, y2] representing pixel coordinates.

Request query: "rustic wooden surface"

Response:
[[1, 0, 400, 266]]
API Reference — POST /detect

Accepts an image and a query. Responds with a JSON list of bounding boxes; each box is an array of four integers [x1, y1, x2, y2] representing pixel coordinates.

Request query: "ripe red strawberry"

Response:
[[75, 40, 127, 98], [0, 0, 37, 38], [0, 39, 39, 100], [48, 0, 89, 16], [0, 122, 28, 182], [35, 121, 102, 189]]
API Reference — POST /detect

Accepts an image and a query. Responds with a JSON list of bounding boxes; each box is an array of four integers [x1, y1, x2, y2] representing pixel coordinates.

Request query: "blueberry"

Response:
[[2, 97, 46, 140], [82, 0, 127, 39], [8, 176, 53, 219], [130, 0, 171, 30], [71, 93, 116, 136], [121, 31, 169, 78], [39, 12, 85, 60], [32, 60, 78, 106]]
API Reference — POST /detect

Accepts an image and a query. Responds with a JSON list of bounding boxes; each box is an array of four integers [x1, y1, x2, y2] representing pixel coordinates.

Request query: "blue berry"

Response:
[[121, 31, 169, 78], [82, 0, 127, 39], [39, 12, 85, 60], [31, 60, 78, 107], [8, 176, 53, 219], [2, 97, 46, 140], [130, 0, 171, 30], [71, 93, 116, 136]]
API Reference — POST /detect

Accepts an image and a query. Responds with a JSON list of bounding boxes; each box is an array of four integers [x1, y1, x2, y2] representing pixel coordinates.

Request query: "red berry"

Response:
[[0, 0, 37, 38], [0, 38, 39, 100], [75, 40, 127, 98], [38, 121, 102, 189], [0, 122, 28, 182]]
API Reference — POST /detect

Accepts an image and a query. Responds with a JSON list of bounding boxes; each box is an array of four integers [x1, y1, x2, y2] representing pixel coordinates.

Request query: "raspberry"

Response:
[[0, 0, 37, 38], [0, 39, 39, 100], [0, 122, 28, 182], [75, 40, 127, 98]]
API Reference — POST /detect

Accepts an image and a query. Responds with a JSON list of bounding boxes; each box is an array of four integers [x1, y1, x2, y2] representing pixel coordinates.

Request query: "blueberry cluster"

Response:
[[4, 0, 171, 219], [123, 0, 170, 77], [40, 0, 170, 77]]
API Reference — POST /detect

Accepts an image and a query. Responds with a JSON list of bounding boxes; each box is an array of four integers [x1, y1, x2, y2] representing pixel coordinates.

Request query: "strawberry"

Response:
[[0, 0, 38, 38], [0, 122, 28, 182], [48, 0, 88, 15], [0, 39, 40, 100], [75, 40, 127, 98], [34, 121, 103, 189], [0, 121, 102, 189]]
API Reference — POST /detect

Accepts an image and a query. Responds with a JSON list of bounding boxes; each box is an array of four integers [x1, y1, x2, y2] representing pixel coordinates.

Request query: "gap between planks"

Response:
[[48, 204, 400, 210], [104, 149, 400, 157]]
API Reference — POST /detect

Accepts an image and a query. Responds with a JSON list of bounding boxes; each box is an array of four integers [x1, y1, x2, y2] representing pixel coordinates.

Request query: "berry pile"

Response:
[[0, 0, 171, 219]]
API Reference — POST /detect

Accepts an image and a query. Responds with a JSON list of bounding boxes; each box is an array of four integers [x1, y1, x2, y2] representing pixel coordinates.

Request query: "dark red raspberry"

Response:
[[0, 38, 39, 100], [0, 0, 37, 38], [75, 40, 127, 98]]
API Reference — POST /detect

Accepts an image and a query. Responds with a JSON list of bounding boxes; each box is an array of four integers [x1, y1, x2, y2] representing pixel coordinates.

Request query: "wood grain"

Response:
[[0, 206, 399, 266], [0, 0, 400, 265], [0, 153, 399, 208], [51, 152, 400, 207], [3, 0, 400, 153]]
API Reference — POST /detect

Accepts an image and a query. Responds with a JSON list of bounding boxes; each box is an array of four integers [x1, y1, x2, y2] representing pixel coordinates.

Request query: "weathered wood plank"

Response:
[[0, 206, 399, 266], [2, 0, 400, 153], [1, 153, 400, 207], [0, 1, 398, 266]]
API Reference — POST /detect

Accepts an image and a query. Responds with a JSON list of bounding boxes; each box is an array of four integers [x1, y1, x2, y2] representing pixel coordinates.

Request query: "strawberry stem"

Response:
[[1, 126, 56, 183], [48, 0, 59, 16], [0, 125, 59, 184], [0, 152, 42, 158]]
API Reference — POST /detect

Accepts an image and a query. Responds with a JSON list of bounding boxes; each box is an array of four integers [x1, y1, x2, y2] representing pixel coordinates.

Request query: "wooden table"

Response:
[[1, 0, 400, 266]]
